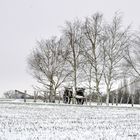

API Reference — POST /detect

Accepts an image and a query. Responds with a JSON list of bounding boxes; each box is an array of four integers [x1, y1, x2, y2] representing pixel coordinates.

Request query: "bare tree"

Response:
[[4, 90, 17, 99], [81, 13, 105, 104], [103, 13, 130, 105], [28, 37, 70, 102], [123, 31, 140, 105], [62, 20, 83, 97]]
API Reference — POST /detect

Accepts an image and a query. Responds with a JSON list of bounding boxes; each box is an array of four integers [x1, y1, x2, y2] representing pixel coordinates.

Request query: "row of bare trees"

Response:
[[28, 12, 140, 105]]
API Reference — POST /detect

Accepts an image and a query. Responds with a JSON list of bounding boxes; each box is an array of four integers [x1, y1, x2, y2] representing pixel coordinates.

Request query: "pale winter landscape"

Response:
[[1, 0, 140, 140], [0, 102, 140, 140]]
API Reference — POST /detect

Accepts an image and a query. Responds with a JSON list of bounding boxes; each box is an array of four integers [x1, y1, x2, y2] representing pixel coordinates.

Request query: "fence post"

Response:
[[116, 92, 118, 106], [43, 91, 46, 102], [24, 90, 26, 103], [139, 93, 140, 104], [34, 91, 36, 102]]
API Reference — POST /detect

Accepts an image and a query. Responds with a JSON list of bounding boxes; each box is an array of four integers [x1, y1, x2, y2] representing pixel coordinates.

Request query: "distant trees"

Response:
[[4, 90, 29, 99], [4, 90, 18, 99], [28, 12, 140, 105]]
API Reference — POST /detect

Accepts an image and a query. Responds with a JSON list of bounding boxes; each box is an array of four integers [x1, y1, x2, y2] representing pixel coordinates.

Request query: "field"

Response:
[[0, 102, 140, 140]]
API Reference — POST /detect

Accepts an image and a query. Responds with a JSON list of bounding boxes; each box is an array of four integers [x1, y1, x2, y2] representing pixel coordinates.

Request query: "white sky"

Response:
[[0, 0, 140, 95]]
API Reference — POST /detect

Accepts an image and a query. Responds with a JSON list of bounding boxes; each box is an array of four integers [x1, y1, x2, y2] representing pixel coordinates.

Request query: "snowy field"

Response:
[[0, 102, 140, 140]]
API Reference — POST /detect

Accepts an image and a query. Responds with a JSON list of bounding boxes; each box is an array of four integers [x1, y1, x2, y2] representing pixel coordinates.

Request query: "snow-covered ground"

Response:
[[0, 102, 140, 140]]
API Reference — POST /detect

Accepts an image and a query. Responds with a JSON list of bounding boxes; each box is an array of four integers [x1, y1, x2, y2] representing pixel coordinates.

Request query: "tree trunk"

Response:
[[52, 89, 56, 103], [95, 82, 101, 105], [89, 94, 92, 106], [131, 94, 134, 107], [58, 92, 61, 104], [112, 93, 114, 105], [100, 96, 102, 105], [127, 94, 130, 104], [49, 80, 55, 103], [106, 88, 110, 106], [116, 93, 118, 106], [97, 95, 101, 105], [73, 66, 77, 104], [73, 86, 76, 104], [120, 94, 124, 105]]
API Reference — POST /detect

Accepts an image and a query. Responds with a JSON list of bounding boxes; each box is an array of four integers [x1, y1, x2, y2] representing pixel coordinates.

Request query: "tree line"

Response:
[[27, 12, 140, 105]]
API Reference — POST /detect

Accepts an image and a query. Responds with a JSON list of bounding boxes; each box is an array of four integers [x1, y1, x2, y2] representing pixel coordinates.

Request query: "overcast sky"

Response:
[[0, 0, 140, 95]]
